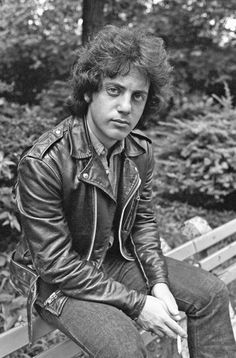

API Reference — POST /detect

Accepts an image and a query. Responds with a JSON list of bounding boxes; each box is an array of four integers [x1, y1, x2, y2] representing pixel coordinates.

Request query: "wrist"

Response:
[[151, 282, 169, 296]]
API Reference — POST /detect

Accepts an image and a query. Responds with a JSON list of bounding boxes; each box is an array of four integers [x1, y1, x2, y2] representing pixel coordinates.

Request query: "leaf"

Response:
[[0, 293, 14, 303], [10, 216, 21, 232], [0, 254, 7, 267], [10, 296, 27, 310], [4, 314, 18, 331], [0, 212, 8, 221], [0, 270, 10, 277]]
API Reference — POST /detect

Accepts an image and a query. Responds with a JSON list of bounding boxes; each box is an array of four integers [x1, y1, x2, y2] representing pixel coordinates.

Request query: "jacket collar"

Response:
[[69, 117, 146, 160]]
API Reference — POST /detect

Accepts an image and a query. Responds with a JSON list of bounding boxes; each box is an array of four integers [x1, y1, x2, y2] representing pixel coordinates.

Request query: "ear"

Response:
[[84, 93, 91, 103]]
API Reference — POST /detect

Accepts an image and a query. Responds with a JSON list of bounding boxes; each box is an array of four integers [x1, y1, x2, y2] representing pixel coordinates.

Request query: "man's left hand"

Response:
[[151, 282, 181, 322]]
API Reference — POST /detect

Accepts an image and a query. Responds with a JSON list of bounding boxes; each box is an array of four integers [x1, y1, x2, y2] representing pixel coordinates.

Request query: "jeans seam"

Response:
[[175, 291, 229, 358], [58, 318, 95, 358], [174, 296, 199, 358]]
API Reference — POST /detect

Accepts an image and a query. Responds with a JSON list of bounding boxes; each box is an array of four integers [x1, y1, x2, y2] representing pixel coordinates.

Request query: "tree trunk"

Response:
[[82, 0, 106, 45]]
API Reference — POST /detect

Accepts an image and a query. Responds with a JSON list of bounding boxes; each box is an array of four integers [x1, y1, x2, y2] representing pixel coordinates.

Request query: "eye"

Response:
[[106, 86, 120, 96], [133, 92, 146, 103]]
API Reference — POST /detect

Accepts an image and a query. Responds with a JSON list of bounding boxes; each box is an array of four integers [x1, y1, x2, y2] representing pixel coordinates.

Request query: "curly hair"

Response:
[[68, 25, 172, 126]]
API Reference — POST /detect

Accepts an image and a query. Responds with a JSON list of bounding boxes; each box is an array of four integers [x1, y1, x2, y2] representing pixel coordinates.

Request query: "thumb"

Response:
[[164, 297, 181, 321]]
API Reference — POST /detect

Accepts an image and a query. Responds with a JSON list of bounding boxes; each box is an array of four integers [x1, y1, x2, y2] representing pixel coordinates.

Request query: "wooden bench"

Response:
[[0, 217, 236, 358]]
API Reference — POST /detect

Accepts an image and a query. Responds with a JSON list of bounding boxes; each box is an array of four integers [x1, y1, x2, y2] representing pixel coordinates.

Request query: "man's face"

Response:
[[85, 67, 150, 148]]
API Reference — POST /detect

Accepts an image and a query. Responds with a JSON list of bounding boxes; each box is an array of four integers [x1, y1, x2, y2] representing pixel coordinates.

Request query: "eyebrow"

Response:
[[104, 81, 149, 96]]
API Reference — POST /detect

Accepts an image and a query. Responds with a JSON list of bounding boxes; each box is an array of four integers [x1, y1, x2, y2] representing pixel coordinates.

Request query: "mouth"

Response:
[[111, 119, 130, 126]]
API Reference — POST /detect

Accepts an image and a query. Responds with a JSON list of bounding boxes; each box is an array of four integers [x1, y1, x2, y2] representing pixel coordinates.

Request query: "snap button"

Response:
[[83, 173, 89, 179], [55, 129, 61, 136]]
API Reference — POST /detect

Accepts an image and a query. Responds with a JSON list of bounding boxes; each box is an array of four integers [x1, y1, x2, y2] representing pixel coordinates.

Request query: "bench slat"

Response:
[[35, 338, 82, 358], [0, 324, 28, 357], [0, 317, 55, 357], [167, 218, 236, 260], [166, 241, 196, 260], [199, 241, 236, 271], [193, 219, 236, 253], [218, 262, 236, 285]]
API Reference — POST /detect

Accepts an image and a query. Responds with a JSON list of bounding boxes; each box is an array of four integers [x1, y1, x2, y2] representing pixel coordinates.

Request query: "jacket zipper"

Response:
[[123, 194, 140, 231], [87, 186, 97, 260], [119, 176, 149, 287], [130, 234, 149, 287], [118, 177, 141, 260]]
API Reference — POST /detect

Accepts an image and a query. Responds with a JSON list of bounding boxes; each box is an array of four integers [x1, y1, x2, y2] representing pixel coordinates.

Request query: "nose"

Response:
[[117, 94, 131, 114]]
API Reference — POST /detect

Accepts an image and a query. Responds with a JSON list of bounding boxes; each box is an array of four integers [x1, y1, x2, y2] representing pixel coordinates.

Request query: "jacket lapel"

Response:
[[80, 155, 115, 201], [69, 117, 145, 203]]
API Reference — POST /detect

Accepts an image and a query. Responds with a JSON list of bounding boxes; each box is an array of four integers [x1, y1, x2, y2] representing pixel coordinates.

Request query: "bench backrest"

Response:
[[1, 217, 236, 358], [167, 218, 236, 284]]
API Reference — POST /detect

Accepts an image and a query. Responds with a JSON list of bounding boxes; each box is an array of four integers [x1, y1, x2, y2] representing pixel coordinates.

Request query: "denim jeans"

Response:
[[37, 252, 236, 358]]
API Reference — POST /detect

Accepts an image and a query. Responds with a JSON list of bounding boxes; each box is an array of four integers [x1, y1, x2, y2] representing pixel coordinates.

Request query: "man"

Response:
[[12, 25, 235, 357]]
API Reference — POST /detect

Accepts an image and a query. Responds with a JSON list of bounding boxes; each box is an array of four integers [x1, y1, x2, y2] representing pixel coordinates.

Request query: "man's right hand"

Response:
[[137, 295, 187, 339]]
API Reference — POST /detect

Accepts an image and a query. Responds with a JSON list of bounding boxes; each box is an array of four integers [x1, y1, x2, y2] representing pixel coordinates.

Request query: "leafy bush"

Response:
[[155, 86, 236, 208], [37, 80, 71, 119], [0, 0, 80, 104], [0, 99, 58, 156], [0, 151, 15, 183], [169, 94, 217, 121], [0, 94, 59, 249]]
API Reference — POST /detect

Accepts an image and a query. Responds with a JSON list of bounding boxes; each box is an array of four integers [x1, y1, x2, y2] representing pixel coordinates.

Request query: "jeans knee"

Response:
[[213, 277, 230, 307], [211, 274, 229, 298], [95, 329, 147, 358], [188, 274, 230, 317], [203, 275, 230, 313]]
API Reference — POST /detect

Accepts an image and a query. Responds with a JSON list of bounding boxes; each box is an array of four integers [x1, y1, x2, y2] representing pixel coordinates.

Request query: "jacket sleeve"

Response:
[[131, 142, 169, 288], [16, 155, 146, 319]]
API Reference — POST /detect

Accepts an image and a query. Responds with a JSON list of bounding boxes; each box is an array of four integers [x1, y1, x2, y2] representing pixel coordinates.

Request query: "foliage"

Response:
[[104, 0, 236, 97], [0, 0, 82, 104], [168, 94, 218, 121], [0, 90, 59, 251], [0, 152, 15, 183], [154, 86, 236, 208], [147, 0, 236, 95], [0, 150, 19, 248], [0, 100, 58, 156], [153, 197, 236, 249], [0, 0, 235, 104], [37, 80, 71, 119], [0, 186, 20, 235]]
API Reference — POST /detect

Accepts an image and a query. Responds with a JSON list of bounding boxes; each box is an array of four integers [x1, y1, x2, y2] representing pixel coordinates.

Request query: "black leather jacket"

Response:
[[14, 116, 168, 320]]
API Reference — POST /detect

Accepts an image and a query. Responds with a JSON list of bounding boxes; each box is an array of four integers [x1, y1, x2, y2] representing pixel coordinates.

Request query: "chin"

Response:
[[110, 129, 130, 140]]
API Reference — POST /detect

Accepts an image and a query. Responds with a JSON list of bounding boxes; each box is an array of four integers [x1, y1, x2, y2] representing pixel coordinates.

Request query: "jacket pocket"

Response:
[[9, 250, 39, 297]]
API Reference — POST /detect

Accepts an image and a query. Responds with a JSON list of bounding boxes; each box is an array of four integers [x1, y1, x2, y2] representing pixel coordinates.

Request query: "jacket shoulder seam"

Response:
[[20, 156, 62, 186], [22, 118, 71, 160]]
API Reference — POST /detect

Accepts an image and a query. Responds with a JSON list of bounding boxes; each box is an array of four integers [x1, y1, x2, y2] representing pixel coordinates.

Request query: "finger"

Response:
[[171, 312, 181, 321], [157, 323, 177, 339], [150, 329, 165, 338], [165, 316, 187, 338], [153, 322, 177, 339], [164, 298, 180, 320]]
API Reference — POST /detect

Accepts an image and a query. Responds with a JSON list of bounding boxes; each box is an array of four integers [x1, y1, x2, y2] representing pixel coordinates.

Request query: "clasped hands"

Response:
[[137, 282, 187, 339]]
